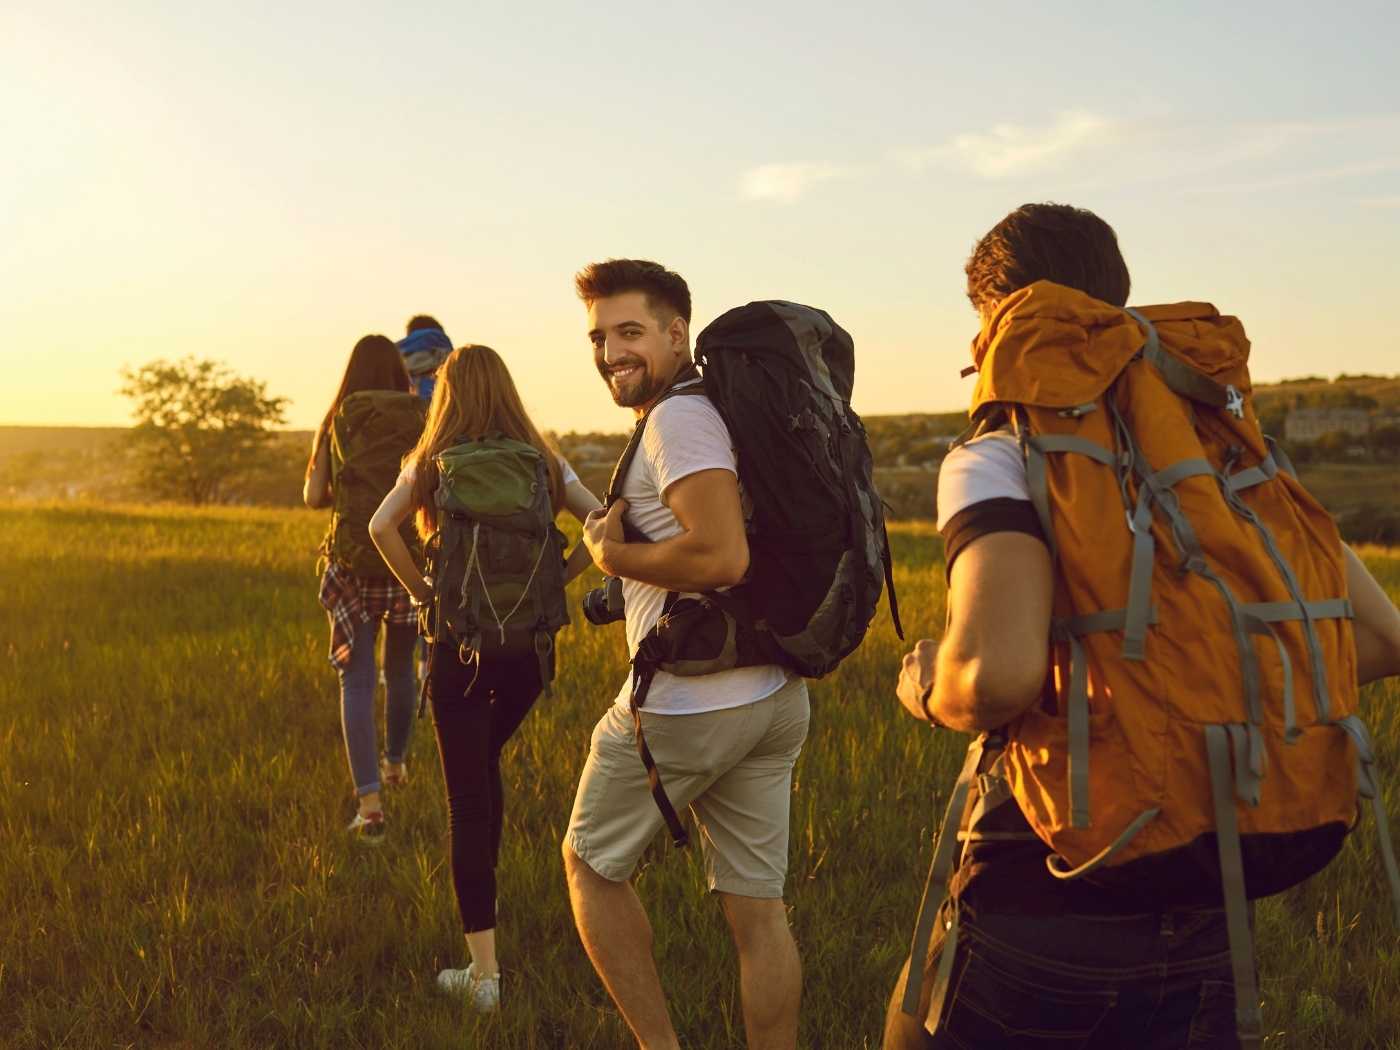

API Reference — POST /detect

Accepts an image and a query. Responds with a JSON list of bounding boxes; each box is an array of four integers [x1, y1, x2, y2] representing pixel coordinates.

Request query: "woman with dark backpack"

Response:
[[369, 344, 599, 1013], [304, 334, 426, 844]]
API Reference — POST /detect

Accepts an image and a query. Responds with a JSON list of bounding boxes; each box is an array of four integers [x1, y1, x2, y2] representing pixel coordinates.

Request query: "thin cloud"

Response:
[[1187, 158, 1400, 195], [898, 111, 1113, 178], [892, 112, 1400, 196], [740, 161, 851, 203], [750, 113, 1400, 202]]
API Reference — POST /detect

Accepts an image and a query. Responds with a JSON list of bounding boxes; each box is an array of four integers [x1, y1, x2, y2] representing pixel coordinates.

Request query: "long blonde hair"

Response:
[[403, 344, 564, 540]]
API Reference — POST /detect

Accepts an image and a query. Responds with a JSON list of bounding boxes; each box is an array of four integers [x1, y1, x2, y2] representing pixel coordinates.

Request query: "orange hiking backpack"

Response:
[[903, 282, 1400, 1047]]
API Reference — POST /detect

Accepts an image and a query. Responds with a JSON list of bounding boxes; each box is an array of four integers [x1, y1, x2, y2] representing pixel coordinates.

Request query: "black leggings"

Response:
[[427, 643, 542, 934]]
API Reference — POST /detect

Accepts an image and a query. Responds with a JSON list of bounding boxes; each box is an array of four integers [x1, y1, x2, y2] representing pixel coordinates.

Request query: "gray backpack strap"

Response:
[[900, 736, 985, 1019], [1126, 308, 1246, 419], [1335, 716, 1400, 925], [1204, 724, 1264, 1050], [1215, 458, 1335, 723]]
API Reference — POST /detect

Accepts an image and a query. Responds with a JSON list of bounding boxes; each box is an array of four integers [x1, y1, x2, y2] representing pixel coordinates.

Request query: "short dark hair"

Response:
[[406, 314, 444, 334], [574, 259, 691, 324], [965, 203, 1131, 314]]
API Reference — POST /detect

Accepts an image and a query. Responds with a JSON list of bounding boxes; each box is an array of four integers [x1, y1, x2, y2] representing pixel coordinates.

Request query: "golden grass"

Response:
[[2, 502, 1397, 1048]]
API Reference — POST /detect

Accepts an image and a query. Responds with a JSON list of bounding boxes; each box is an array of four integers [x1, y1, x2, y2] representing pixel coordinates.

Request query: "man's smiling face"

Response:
[[587, 290, 687, 413]]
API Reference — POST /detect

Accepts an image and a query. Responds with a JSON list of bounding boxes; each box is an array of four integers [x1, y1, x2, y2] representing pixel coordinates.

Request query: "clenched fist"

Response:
[[582, 499, 628, 576], [897, 639, 940, 724]]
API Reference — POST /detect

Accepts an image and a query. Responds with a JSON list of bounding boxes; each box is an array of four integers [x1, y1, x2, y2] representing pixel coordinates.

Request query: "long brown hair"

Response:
[[404, 344, 564, 540], [306, 334, 412, 476]]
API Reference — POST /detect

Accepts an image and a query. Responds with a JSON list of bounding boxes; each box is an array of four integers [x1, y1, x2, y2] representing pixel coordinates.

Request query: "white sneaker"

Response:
[[436, 962, 500, 1013], [345, 810, 385, 845]]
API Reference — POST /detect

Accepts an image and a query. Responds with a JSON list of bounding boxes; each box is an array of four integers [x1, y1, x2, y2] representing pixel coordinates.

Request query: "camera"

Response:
[[582, 575, 625, 626]]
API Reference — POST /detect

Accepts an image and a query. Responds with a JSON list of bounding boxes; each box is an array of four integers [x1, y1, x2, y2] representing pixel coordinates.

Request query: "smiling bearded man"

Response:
[[561, 259, 809, 1050]]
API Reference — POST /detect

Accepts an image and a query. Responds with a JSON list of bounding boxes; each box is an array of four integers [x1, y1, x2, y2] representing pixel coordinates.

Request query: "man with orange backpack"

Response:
[[884, 203, 1400, 1049]]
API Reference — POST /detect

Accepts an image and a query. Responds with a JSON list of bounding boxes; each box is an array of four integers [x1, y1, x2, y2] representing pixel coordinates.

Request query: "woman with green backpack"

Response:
[[370, 344, 599, 1013], [304, 334, 426, 844]]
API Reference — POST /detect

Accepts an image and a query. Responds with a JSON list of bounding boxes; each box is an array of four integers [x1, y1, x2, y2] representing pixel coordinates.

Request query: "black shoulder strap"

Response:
[[605, 420, 648, 510], [604, 365, 706, 511]]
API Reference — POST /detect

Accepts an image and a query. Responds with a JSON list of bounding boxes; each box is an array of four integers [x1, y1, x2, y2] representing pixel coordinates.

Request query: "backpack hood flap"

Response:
[[969, 282, 1251, 412], [1135, 302, 1254, 396], [436, 438, 544, 520]]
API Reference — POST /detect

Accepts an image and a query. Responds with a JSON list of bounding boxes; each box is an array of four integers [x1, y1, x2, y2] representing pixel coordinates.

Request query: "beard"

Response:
[[598, 356, 663, 408]]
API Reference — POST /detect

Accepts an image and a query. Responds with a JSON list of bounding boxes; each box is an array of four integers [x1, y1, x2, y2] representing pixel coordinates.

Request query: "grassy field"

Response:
[[3, 503, 1399, 1049]]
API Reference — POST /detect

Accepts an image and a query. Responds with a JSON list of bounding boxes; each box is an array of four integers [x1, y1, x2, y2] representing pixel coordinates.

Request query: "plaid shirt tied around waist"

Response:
[[318, 561, 417, 670]]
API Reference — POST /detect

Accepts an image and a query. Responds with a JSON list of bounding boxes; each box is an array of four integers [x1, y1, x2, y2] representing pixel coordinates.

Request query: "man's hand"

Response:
[[582, 499, 627, 576], [897, 639, 939, 723]]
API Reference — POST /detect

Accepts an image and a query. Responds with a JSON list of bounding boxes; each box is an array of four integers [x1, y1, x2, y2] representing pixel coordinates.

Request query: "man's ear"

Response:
[[668, 314, 689, 354]]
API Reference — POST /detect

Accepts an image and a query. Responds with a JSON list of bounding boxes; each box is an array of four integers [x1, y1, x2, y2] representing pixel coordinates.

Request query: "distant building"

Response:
[[1284, 408, 1371, 443], [567, 442, 614, 463]]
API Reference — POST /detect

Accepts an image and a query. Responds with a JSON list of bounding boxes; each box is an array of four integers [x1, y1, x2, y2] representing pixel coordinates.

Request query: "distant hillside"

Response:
[[1254, 373, 1400, 413], [1253, 374, 1400, 434], [0, 426, 130, 460], [0, 426, 312, 505], [5, 374, 1397, 540], [861, 375, 1400, 460]]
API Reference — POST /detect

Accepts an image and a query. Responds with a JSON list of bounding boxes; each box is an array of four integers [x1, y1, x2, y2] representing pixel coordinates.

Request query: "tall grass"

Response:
[[2, 503, 1397, 1049]]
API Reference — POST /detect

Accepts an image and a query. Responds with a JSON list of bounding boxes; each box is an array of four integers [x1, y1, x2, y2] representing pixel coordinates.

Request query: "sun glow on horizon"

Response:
[[3, 2, 1397, 433]]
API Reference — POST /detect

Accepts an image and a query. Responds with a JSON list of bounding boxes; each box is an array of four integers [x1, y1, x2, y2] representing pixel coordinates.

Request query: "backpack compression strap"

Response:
[[1125, 308, 1247, 420]]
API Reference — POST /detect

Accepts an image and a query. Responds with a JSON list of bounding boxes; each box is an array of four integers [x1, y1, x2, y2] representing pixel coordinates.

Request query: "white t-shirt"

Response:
[[936, 430, 1031, 529], [613, 385, 789, 715]]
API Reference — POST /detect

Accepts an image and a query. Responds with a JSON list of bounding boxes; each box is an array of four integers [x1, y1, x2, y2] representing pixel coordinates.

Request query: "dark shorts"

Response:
[[884, 903, 1244, 1050]]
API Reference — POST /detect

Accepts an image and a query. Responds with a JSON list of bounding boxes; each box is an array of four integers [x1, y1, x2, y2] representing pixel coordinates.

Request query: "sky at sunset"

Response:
[[3, 1, 1398, 434]]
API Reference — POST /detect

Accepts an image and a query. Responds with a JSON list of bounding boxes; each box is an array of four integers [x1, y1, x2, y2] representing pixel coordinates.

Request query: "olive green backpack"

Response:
[[421, 437, 570, 692], [323, 390, 426, 578]]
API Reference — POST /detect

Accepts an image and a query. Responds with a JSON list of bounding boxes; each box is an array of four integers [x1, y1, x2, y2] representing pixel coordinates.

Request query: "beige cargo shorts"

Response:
[[564, 676, 810, 898]]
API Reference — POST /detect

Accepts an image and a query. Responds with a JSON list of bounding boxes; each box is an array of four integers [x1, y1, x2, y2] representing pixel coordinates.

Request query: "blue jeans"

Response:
[[337, 617, 417, 797], [884, 903, 1242, 1049]]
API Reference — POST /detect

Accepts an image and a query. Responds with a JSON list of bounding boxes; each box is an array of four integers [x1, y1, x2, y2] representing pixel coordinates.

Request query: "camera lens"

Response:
[[583, 576, 625, 626]]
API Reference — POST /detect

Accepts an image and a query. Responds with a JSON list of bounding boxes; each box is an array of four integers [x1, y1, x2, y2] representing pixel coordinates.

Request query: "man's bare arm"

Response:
[[1346, 544, 1400, 685], [583, 468, 749, 593], [924, 531, 1054, 732]]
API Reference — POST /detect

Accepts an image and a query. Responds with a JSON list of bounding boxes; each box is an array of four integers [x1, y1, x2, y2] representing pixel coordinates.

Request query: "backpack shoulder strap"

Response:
[[604, 374, 707, 509]]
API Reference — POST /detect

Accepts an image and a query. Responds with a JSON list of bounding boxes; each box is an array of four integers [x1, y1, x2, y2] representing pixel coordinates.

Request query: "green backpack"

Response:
[[422, 437, 570, 693], [324, 390, 426, 578]]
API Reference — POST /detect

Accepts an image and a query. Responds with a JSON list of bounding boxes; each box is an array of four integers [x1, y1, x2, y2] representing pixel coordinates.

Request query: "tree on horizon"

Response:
[[119, 358, 288, 505]]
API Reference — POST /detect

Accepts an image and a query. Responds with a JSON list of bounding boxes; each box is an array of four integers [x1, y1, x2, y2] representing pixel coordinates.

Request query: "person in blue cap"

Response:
[[398, 315, 454, 400]]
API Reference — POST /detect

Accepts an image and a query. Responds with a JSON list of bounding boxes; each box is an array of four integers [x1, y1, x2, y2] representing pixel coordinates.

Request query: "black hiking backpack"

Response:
[[610, 301, 901, 847], [696, 300, 902, 673]]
